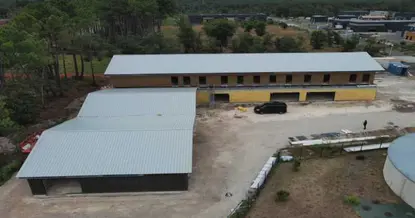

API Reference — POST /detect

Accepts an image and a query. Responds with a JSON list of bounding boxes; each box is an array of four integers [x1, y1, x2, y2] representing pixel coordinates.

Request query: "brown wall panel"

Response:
[[110, 72, 377, 88], [276, 74, 286, 83], [292, 74, 304, 85]]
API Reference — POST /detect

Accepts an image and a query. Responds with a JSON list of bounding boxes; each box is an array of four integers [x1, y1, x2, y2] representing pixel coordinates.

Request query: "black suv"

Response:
[[254, 101, 287, 114]]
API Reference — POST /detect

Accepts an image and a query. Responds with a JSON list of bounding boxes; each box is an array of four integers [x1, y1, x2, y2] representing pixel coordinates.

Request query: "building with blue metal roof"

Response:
[[17, 88, 197, 195], [106, 52, 383, 103]]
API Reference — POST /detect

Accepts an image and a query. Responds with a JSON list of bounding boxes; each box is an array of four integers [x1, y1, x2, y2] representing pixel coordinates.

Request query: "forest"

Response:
[[2, 0, 415, 18]]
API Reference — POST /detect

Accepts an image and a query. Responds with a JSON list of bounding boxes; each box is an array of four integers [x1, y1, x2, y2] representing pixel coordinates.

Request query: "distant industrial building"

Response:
[[336, 15, 357, 20], [368, 10, 389, 17], [311, 15, 328, 23], [393, 12, 415, 20], [338, 10, 369, 17], [359, 15, 387, 20], [105, 52, 383, 103], [17, 88, 197, 195], [349, 20, 415, 32], [384, 134, 415, 209], [187, 13, 267, 24]]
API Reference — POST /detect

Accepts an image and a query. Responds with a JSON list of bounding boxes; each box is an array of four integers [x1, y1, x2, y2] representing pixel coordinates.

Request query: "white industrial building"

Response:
[[383, 134, 415, 208]]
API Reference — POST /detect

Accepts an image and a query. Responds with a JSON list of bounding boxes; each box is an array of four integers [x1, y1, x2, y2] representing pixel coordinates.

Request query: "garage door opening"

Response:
[[44, 179, 82, 195], [270, 93, 300, 101], [306, 92, 335, 101], [213, 94, 230, 103]]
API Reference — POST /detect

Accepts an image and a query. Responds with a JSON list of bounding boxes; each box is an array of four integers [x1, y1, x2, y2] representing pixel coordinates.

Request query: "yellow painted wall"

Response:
[[333, 88, 376, 101], [196, 87, 377, 104], [230, 90, 270, 102], [196, 92, 210, 104]]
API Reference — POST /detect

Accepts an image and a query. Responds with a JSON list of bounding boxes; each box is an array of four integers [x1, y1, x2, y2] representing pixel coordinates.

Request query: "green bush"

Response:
[[344, 195, 360, 205], [275, 190, 290, 202], [4, 89, 40, 125], [292, 159, 301, 172], [0, 98, 19, 136], [0, 159, 22, 183]]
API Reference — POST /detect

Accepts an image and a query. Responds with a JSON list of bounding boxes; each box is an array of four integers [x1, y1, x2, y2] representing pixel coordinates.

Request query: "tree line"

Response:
[[176, 0, 415, 17], [0, 0, 176, 134]]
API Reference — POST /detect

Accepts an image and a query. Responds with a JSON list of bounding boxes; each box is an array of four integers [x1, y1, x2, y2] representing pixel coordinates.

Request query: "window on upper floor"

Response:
[[253, 76, 261, 84], [171, 76, 178, 85], [285, 75, 292, 84], [349, 74, 357, 83], [199, 76, 207, 85], [183, 76, 191, 85], [269, 75, 277, 83], [221, 76, 228, 85], [237, 76, 244, 85], [304, 74, 312, 83], [362, 74, 370, 83], [323, 74, 330, 83]]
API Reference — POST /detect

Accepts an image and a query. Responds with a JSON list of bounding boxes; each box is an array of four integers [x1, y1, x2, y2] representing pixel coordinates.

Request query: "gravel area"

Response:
[[0, 73, 414, 218]]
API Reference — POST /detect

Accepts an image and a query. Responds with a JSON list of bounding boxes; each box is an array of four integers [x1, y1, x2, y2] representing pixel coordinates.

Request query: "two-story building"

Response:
[[104, 52, 384, 104], [404, 24, 415, 41]]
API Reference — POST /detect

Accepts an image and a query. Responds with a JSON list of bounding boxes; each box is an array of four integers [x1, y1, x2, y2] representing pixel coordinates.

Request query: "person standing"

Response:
[[363, 120, 368, 130]]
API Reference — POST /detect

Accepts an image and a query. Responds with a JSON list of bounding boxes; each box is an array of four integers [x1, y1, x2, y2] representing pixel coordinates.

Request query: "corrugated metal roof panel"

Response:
[[17, 130, 193, 178], [51, 115, 195, 132], [16, 88, 197, 178], [78, 88, 197, 117], [104, 52, 384, 76]]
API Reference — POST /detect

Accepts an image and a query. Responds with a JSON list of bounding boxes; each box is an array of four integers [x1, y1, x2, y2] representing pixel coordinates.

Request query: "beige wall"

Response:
[[109, 72, 376, 88]]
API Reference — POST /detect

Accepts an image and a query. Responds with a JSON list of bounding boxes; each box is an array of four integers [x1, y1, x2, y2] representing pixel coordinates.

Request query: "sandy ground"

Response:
[[247, 150, 400, 218], [0, 73, 414, 218]]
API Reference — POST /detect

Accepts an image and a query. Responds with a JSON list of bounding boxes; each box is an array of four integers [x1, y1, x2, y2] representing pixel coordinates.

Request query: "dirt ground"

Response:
[[0, 73, 415, 218], [247, 150, 400, 218], [39, 78, 107, 121]]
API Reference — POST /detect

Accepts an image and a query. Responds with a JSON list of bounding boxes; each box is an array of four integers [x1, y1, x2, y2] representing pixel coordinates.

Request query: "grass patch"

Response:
[[59, 55, 110, 75], [344, 195, 361, 206]]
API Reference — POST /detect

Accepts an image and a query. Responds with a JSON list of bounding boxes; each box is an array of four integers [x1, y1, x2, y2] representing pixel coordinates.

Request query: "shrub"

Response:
[[4, 89, 40, 125], [276, 190, 290, 202], [292, 159, 301, 172], [0, 159, 22, 183], [344, 195, 360, 205], [0, 98, 19, 136]]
